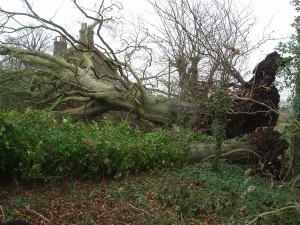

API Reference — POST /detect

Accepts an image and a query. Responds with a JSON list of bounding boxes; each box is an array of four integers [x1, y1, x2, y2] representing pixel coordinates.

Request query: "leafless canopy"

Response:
[[148, 0, 271, 100]]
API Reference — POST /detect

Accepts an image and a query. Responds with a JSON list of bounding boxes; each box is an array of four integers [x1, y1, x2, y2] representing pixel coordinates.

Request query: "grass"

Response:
[[1, 162, 299, 225]]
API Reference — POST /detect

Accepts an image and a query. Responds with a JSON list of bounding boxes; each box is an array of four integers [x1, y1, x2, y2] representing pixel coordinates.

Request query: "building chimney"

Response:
[[53, 36, 67, 56], [79, 23, 94, 45]]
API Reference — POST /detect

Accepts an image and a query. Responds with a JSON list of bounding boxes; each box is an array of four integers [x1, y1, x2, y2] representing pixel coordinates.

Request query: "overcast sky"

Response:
[[2, 0, 296, 57]]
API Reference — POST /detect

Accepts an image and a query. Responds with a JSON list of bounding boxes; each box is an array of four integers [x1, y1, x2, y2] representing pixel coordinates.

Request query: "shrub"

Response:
[[0, 109, 199, 181]]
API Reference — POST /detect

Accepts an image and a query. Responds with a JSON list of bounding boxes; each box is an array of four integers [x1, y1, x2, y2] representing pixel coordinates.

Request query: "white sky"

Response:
[[249, 0, 296, 58], [2, 0, 296, 56], [1, 0, 297, 99]]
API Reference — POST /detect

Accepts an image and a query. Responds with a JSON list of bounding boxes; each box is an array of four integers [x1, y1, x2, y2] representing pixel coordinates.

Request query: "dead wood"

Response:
[[248, 126, 289, 180], [189, 52, 289, 179], [192, 52, 281, 139]]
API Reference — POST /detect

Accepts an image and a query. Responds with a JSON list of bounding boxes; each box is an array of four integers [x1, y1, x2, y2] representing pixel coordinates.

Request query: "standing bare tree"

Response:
[[0, 25, 52, 108], [149, 0, 270, 101], [0, 26, 52, 69]]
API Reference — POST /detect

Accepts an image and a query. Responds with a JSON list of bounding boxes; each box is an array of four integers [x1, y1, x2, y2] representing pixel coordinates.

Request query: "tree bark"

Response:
[[0, 46, 281, 138]]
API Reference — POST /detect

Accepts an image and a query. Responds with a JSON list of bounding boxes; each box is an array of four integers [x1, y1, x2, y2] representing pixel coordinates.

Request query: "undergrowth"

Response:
[[107, 163, 300, 224], [1, 163, 299, 224], [0, 110, 299, 224], [0, 109, 209, 181]]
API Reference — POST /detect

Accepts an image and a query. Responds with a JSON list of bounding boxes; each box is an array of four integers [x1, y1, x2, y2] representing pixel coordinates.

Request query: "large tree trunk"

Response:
[[0, 45, 281, 139], [53, 87, 199, 126]]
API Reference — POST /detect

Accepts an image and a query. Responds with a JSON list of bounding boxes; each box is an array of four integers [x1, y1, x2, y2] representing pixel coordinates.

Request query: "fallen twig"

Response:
[[127, 202, 155, 218], [25, 205, 50, 223], [246, 204, 300, 224]]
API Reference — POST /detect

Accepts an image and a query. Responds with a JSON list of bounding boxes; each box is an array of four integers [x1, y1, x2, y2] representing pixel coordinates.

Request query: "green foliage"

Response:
[[277, 0, 300, 178], [95, 163, 300, 224], [276, 0, 300, 101], [282, 95, 300, 177], [154, 163, 300, 224], [0, 109, 200, 181], [210, 87, 229, 172], [1, 163, 299, 224]]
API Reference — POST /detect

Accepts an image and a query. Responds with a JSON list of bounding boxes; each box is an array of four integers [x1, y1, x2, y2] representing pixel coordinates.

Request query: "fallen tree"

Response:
[[0, 0, 294, 182], [0, 44, 281, 135], [0, 1, 282, 136], [0, 0, 288, 175], [0, 40, 288, 178]]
